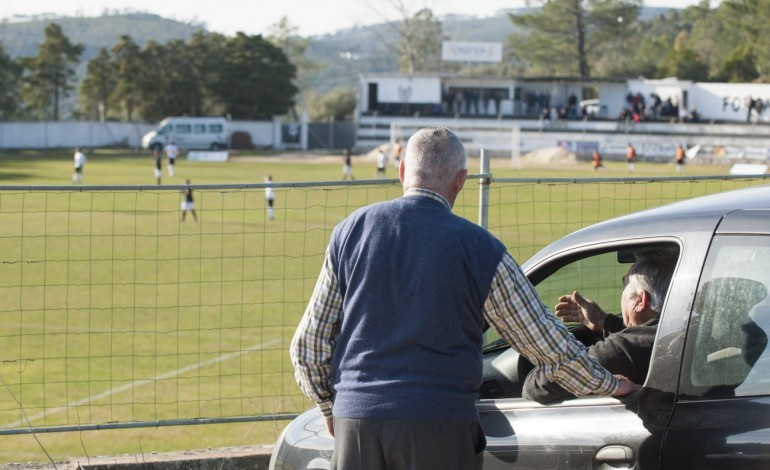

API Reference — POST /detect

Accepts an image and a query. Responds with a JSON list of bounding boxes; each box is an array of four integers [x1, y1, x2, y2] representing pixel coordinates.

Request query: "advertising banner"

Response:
[[441, 41, 503, 63]]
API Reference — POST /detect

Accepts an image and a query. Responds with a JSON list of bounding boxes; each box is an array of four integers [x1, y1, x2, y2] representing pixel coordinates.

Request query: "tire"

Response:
[[210, 143, 223, 151]]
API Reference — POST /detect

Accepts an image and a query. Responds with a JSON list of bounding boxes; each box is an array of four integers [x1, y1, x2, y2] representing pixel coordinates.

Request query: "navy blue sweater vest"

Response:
[[328, 194, 505, 423]]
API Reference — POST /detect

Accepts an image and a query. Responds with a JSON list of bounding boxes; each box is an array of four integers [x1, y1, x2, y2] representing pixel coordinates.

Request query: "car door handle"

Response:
[[595, 445, 635, 466]]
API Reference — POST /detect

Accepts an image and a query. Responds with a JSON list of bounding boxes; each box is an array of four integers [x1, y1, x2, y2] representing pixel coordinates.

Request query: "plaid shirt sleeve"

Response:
[[484, 252, 618, 397], [290, 248, 342, 418]]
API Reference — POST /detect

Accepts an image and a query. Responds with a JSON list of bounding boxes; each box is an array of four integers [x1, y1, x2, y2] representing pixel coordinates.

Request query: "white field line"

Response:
[[3, 338, 282, 429]]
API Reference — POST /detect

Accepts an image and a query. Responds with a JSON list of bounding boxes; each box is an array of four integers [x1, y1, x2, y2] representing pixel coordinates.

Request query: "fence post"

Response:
[[479, 148, 490, 229]]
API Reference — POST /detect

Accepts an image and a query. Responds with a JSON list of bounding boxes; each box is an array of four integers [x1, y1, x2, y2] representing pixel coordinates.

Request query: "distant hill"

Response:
[[0, 10, 532, 107], [0, 8, 676, 116], [0, 13, 204, 59]]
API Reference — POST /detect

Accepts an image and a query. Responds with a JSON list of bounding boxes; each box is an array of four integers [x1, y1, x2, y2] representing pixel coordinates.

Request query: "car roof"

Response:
[[524, 184, 770, 270]]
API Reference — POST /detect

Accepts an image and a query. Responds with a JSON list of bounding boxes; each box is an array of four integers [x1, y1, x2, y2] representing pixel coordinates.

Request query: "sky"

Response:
[[0, 0, 711, 37]]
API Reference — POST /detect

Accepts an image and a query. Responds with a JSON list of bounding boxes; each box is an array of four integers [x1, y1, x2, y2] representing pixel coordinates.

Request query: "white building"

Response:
[[355, 73, 770, 160], [359, 73, 770, 124]]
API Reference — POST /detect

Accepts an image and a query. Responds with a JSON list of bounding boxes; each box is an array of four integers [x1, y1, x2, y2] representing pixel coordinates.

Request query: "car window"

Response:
[[175, 124, 191, 134], [679, 235, 770, 399], [209, 124, 223, 133], [534, 251, 625, 318], [484, 243, 678, 348], [194, 124, 206, 134]]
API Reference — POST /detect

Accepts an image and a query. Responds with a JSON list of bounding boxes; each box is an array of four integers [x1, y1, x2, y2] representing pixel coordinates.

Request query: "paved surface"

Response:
[[0, 446, 273, 470]]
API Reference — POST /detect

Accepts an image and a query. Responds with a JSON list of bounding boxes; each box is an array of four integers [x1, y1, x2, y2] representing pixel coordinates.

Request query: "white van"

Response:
[[141, 117, 228, 151]]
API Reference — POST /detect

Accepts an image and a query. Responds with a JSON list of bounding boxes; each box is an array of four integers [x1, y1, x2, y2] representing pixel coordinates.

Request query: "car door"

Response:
[[662, 210, 770, 468], [479, 242, 681, 469]]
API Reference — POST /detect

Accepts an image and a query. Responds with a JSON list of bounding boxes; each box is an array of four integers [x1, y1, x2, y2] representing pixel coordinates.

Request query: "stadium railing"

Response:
[[0, 169, 768, 436]]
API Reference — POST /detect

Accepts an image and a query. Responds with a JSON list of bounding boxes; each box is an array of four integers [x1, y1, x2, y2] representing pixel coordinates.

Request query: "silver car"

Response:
[[271, 184, 770, 469]]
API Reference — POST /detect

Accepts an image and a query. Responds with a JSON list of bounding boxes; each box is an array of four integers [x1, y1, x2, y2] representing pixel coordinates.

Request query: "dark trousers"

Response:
[[332, 417, 485, 470]]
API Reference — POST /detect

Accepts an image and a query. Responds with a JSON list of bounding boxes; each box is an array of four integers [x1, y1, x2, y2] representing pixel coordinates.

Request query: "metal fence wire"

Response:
[[0, 171, 768, 435]]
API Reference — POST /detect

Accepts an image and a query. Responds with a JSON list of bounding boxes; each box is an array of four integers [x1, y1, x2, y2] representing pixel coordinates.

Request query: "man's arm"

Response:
[[289, 249, 343, 421], [522, 367, 574, 403]]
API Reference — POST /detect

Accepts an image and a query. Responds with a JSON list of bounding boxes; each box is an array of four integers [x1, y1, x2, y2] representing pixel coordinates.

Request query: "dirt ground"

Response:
[[0, 446, 273, 470], [230, 145, 577, 167]]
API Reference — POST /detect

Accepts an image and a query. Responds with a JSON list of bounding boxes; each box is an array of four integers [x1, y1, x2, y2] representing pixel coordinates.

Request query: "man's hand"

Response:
[[325, 416, 335, 437], [554, 291, 607, 332], [611, 375, 642, 397]]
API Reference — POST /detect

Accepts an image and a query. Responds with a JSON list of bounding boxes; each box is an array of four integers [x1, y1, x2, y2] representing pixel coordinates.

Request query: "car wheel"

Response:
[[210, 143, 223, 151]]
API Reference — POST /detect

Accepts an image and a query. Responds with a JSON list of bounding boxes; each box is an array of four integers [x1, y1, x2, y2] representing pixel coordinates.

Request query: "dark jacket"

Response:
[[523, 316, 659, 403]]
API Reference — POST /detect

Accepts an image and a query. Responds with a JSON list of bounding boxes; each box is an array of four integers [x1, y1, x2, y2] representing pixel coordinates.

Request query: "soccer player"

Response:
[[180, 179, 197, 222], [164, 141, 179, 178], [73, 147, 87, 184]]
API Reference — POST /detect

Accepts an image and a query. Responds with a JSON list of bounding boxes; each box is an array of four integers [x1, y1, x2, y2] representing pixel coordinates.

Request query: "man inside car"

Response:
[[524, 248, 677, 403]]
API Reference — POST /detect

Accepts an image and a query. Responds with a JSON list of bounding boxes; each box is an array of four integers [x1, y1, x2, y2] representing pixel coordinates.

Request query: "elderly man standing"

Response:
[[524, 248, 677, 403], [290, 127, 639, 470]]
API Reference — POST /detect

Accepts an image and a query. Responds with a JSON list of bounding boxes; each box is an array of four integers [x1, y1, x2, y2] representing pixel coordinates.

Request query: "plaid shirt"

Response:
[[290, 190, 618, 418]]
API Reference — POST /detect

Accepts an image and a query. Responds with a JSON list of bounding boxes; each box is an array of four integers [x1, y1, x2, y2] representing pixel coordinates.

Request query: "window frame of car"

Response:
[[483, 238, 683, 400]]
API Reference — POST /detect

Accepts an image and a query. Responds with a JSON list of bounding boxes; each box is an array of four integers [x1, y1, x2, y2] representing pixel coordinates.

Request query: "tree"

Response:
[[135, 39, 208, 121], [268, 16, 318, 116], [307, 88, 357, 121], [509, 0, 641, 78], [19, 23, 83, 121], [363, 0, 443, 73], [0, 42, 21, 120], [111, 35, 144, 121], [620, 32, 670, 78], [134, 40, 170, 121], [396, 8, 442, 73], [658, 31, 709, 81], [268, 16, 315, 76], [186, 32, 229, 116], [713, 44, 759, 82], [78, 47, 117, 121], [718, 0, 770, 80], [210, 32, 298, 119]]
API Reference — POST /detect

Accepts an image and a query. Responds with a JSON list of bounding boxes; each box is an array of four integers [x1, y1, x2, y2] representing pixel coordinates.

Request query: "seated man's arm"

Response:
[[522, 366, 574, 403], [524, 322, 656, 403], [602, 313, 626, 335]]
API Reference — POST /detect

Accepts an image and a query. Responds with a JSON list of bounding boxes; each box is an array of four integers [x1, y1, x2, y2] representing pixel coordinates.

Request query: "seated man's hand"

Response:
[[555, 291, 607, 332]]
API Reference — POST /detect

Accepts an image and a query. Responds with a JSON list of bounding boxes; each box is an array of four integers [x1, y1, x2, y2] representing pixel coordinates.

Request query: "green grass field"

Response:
[[0, 148, 764, 463], [0, 147, 738, 185]]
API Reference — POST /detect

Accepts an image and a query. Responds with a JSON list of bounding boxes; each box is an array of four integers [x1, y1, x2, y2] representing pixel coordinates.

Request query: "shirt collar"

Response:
[[404, 188, 451, 210]]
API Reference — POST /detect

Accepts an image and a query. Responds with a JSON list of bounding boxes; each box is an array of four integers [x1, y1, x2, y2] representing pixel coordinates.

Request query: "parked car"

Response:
[[270, 184, 770, 469], [141, 116, 228, 152], [580, 98, 604, 118]]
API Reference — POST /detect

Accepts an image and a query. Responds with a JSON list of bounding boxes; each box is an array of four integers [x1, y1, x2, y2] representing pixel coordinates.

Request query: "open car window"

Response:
[[484, 242, 680, 350], [481, 242, 679, 400]]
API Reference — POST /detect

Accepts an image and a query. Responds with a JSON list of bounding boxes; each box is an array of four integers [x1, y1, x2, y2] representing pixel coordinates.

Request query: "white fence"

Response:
[[0, 119, 301, 150]]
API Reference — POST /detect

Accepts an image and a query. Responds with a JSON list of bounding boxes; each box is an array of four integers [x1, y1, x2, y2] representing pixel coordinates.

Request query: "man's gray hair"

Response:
[[625, 247, 678, 314], [404, 127, 466, 190]]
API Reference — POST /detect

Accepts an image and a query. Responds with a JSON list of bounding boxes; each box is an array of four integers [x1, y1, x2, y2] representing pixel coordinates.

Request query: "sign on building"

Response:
[[441, 41, 503, 63]]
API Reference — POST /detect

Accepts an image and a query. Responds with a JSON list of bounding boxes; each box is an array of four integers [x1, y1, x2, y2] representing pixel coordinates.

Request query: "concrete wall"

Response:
[[0, 120, 286, 150], [0, 121, 155, 149]]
